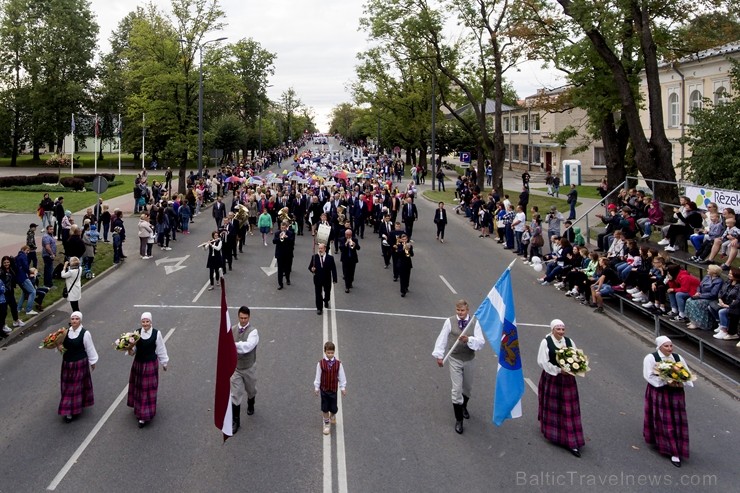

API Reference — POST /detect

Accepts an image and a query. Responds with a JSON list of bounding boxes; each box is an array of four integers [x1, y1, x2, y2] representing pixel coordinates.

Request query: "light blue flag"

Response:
[[71, 114, 76, 134], [474, 262, 525, 426]]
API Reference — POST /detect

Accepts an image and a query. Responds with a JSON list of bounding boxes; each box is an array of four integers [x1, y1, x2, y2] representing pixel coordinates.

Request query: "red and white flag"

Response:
[[94, 114, 100, 138], [214, 280, 237, 441]]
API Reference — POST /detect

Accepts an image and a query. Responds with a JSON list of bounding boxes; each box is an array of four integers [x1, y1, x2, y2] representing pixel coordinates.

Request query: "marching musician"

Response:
[[396, 233, 414, 297], [205, 231, 223, 291], [308, 243, 337, 315], [273, 220, 296, 290], [339, 229, 361, 294]]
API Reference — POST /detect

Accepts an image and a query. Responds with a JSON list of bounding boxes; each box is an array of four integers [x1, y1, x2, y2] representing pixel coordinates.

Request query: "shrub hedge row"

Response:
[[0, 173, 117, 189]]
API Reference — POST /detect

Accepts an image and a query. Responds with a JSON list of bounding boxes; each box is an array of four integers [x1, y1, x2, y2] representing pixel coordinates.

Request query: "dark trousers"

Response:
[[314, 281, 332, 310], [43, 256, 54, 288], [382, 245, 393, 267], [436, 223, 446, 240], [277, 257, 292, 287], [69, 300, 80, 312], [209, 267, 221, 286], [353, 220, 365, 239], [342, 262, 356, 289], [399, 267, 411, 294], [404, 221, 414, 239], [28, 251, 38, 269]]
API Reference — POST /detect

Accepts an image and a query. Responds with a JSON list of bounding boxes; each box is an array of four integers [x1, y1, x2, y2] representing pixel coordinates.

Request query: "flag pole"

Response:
[[141, 113, 145, 170], [441, 259, 517, 365], [70, 113, 75, 176], [117, 114, 122, 175], [94, 113, 98, 175]]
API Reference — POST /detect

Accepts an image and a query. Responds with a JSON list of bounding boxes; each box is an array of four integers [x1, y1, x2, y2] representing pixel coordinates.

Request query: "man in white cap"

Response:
[[58, 311, 98, 423], [127, 312, 169, 428], [432, 299, 485, 434], [642, 336, 693, 467], [536, 319, 585, 457]]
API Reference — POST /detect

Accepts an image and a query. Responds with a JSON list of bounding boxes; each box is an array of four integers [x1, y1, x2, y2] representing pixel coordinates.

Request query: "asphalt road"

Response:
[[0, 146, 737, 493]]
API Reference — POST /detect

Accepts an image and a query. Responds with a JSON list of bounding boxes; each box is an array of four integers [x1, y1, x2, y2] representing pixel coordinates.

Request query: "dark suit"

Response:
[[339, 236, 361, 290], [397, 244, 414, 295], [309, 253, 337, 311], [380, 221, 395, 268], [401, 203, 418, 239], [273, 229, 296, 288], [351, 199, 366, 239], [434, 208, 448, 240], [212, 201, 226, 228]]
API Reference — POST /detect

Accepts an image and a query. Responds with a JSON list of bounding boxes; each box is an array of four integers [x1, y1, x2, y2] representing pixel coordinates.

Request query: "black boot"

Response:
[[247, 397, 255, 416], [453, 404, 464, 434], [462, 395, 470, 419], [232, 404, 241, 434]]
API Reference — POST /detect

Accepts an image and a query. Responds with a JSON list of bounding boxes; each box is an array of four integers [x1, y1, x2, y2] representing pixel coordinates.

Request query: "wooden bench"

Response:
[[108, 161, 137, 169]]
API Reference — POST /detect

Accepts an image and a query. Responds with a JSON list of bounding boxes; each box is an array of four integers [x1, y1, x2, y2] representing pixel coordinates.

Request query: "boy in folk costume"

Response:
[[313, 341, 347, 435]]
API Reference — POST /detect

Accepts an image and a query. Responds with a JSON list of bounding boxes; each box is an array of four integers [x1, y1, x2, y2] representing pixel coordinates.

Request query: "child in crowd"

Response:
[[313, 341, 347, 436]]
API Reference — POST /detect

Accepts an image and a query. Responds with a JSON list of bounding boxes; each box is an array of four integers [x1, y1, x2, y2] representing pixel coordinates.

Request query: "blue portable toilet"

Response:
[[562, 160, 582, 186]]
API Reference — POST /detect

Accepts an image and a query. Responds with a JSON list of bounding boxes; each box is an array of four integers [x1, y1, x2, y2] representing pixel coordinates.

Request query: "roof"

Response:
[[660, 40, 740, 68], [451, 99, 517, 117]]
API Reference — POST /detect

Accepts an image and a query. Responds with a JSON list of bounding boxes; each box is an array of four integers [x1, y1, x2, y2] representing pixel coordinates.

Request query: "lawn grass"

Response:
[[0, 173, 164, 213], [0, 152, 196, 169], [422, 189, 581, 213], [8, 241, 114, 326], [533, 184, 604, 200]]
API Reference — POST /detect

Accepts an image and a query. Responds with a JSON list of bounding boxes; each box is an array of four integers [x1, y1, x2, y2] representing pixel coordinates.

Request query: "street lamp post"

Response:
[[196, 36, 227, 178]]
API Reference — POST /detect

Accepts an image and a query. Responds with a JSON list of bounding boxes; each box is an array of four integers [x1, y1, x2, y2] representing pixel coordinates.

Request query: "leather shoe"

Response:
[[345, 288, 349, 293], [571, 448, 581, 458], [401, 292, 406, 297], [277, 286, 283, 290], [63, 415, 73, 423], [455, 420, 464, 434], [671, 456, 681, 467], [286, 280, 291, 285], [317, 310, 322, 315], [324, 301, 329, 308], [138, 420, 146, 428], [463, 408, 470, 419]]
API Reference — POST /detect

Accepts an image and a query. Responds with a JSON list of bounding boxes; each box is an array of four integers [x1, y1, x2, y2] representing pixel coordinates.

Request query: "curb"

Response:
[[0, 261, 121, 349]]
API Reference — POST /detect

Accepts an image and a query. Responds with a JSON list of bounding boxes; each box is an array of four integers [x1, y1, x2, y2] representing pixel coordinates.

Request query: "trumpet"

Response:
[[404, 242, 412, 257]]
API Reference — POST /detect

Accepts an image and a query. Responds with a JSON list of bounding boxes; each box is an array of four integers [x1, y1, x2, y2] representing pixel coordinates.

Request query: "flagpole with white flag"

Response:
[[473, 259, 525, 426], [141, 113, 145, 170], [70, 113, 75, 175], [117, 114, 122, 175], [214, 279, 237, 441], [94, 113, 98, 174]]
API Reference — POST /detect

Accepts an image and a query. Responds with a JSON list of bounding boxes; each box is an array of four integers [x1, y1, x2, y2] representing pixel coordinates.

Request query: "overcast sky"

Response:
[[90, 0, 563, 132]]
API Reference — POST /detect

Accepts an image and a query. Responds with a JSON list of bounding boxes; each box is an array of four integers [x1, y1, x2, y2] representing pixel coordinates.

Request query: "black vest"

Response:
[[652, 351, 681, 363], [546, 335, 572, 366], [63, 328, 88, 362], [135, 328, 158, 362]]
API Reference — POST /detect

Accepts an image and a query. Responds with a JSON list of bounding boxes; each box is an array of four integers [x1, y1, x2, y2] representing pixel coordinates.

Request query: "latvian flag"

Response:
[[214, 280, 237, 440]]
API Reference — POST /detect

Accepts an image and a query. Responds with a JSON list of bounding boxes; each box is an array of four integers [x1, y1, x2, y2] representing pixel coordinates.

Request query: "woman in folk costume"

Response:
[[536, 319, 585, 457], [643, 336, 693, 467], [58, 311, 98, 423], [127, 312, 169, 428]]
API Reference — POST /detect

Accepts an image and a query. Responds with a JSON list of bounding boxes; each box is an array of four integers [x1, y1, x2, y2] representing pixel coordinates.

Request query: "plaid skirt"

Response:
[[127, 359, 159, 422], [58, 358, 94, 416], [538, 370, 585, 449], [643, 384, 690, 458]]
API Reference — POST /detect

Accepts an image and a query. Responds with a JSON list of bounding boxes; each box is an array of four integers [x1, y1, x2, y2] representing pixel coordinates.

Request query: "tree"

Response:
[[279, 88, 302, 144], [211, 113, 247, 163], [682, 60, 740, 189]]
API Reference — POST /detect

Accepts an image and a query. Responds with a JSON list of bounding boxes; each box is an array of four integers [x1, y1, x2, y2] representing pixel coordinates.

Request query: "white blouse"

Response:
[[643, 350, 694, 388], [65, 326, 99, 365], [130, 328, 169, 366], [537, 335, 577, 376]]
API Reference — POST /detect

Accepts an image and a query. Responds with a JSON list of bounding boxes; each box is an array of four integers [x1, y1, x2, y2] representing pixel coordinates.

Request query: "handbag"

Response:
[[532, 235, 544, 247]]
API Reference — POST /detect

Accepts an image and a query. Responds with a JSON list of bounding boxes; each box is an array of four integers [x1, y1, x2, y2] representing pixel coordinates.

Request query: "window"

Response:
[[503, 117, 510, 133], [593, 147, 606, 168], [522, 115, 529, 132], [522, 145, 529, 162], [532, 146, 541, 164], [688, 89, 702, 124], [531, 114, 540, 132], [504, 144, 510, 161], [714, 83, 730, 105], [668, 91, 679, 128], [512, 116, 519, 132], [512, 145, 520, 161]]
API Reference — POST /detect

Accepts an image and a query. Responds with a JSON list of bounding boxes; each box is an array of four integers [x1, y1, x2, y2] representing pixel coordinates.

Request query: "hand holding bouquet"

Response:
[[653, 360, 695, 385], [113, 332, 140, 352], [39, 327, 68, 351], [555, 347, 590, 377]]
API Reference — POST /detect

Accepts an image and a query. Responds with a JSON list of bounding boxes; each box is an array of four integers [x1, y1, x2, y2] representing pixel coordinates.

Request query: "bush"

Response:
[[59, 177, 86, 191], [0, 173, 115, 188]]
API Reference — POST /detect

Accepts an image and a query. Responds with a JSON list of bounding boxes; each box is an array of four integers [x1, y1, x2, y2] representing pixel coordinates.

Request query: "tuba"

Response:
[[234, 204, 249, 226]]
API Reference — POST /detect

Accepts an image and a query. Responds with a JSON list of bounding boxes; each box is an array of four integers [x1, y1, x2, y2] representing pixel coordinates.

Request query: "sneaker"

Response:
[[687, 323, 698, 329], [565, 289, 577, 297], [632, 295, 645, 302], [721, 264, 731, 271], [642, 301, 655, 308], [713, 330, 728, 338], [13, 320, 24, 327], [2, 326, 11, 334], [330, 415, 336, 424], [657, 239, 670, 246], [553, 282, 565, 289], [714, 327, 723, 333], [641, 233, 650, 239], [671, 315, 687, 322], [164, 247, 172, 251], [627, 287, 641, 294], [522, 261, 530, 265], [594, 306, 604, 313], [576, 295, 585, 302], [25, 310, 38, 316], [664, 245, 676, 252], [736, 341, 740, 348], [540, 281, 549, 286], [323, 423, 331, 435], [716, 332, 739, 340]]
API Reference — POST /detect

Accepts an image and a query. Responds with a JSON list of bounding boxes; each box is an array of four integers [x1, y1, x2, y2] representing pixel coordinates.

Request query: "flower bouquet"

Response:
[[39, 327, 68, 352], [555, 347, 591, 377], [653, 360, 696, 385], [113, 332, 140, 351]]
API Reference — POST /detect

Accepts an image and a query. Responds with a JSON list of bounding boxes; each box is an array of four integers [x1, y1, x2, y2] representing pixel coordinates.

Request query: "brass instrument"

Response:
[[404, 242, 411, 257], [337, 204, 346, 215], [234, 204, 249, 226]]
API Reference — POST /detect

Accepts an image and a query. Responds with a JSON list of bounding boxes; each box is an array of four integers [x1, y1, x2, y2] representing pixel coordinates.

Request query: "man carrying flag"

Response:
[[432, 299, 485, 434], [214, 280, 237, 440], [473, 260, 525, 426]]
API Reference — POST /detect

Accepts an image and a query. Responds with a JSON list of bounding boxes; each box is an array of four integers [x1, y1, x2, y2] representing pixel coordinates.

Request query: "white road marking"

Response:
[[47, 328, 176, 491], [330, 295, 348, 493], [322, 299, 331, 493], [192, 280, 212, 304], [154, 255, 190, 274], [439, 275, 457, 294], [524, 377, 538, 395]]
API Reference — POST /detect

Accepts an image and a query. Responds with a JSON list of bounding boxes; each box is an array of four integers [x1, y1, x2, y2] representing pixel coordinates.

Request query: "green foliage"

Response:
[[682, 60, 740, 189]]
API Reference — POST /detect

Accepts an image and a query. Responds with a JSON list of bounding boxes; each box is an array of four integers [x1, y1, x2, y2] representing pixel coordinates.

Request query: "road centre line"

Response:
[[439, 275, 458, 294], [48, 328, 176, 491], [322, 308, 331, 493], [192, 279, 212, 304], [329, 297, 348, 493]]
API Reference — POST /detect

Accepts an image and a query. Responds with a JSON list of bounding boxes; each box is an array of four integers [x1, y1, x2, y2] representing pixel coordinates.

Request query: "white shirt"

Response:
[[65, 325, 99, 365], [643, 350, 694, 388], [130, 328, 169, 366], [235, 324, 259, 355], [537, 334, 576, 376], [431, 316, 486, 359], [513, 212, 526, 232], [313, 357, 347, 391]]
